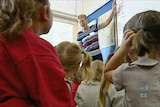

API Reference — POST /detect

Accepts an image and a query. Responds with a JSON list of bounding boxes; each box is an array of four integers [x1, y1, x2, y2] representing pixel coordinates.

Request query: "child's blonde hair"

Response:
[[91, 60, 104, 82], [56, 41, 92, 81], [98, 56, 112, 107], [56, 41, 82, 79], [78, 51, 93, 84]]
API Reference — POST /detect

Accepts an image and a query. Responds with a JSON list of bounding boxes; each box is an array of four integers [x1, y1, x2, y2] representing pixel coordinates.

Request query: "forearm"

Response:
[[99, 8, 116, 29], [104, 47, 128, 73], [99, 0, 116, 29]]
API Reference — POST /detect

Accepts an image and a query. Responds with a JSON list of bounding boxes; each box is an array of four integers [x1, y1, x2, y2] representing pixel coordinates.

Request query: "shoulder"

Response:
[[90, 24, 98, 30]]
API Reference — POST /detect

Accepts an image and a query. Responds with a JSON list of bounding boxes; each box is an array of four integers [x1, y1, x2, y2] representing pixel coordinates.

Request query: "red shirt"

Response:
[[0, 29, 73, 107], [71, 81, 81, 107]]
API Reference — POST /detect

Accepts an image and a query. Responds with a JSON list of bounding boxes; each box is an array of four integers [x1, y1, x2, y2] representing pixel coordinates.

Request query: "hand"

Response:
[[120, 29, 136, 53], [112, 0, 117, 10]]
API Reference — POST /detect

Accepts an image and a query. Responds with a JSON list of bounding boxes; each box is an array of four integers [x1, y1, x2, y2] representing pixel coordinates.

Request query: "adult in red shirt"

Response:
[[0, 0, 73, 107]]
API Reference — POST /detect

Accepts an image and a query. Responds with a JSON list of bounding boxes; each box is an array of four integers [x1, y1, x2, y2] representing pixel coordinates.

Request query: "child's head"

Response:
[[91, 60, 104, 82], [55, 41, 92, 80], [126, 10, 160, 59], [0, 0, 52, 41], [55, 41, 82, 79], [123, 14, 142, 62]]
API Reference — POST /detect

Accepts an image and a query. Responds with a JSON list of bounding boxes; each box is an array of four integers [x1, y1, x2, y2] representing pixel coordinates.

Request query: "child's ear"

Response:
[[40, 5, 49, 22]]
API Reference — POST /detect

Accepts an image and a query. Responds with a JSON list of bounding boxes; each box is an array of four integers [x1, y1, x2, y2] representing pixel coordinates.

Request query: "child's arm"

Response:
[[104, 29, 136, 83]]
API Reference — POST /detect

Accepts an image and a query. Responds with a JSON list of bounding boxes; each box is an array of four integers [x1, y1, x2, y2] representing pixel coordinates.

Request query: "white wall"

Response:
[[82, 0, 110, 15], [49, 0, 81, 15], [49, 0, 110, 16]]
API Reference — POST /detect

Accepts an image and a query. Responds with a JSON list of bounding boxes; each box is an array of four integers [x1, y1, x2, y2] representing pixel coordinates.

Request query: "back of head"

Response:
[[0, 0, 49, 42], [91, 60, 104, 82], [56, 41, 93, 81], [55, 41, 82, 74], [123, 12, 142, 32], [125, 10, 160, 58]]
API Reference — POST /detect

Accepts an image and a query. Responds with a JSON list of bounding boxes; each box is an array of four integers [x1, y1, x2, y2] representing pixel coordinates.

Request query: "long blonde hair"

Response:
[[98, 77, 110, 107], [78, 51, 93, 84], [98, 53, 113, 107], [0, 0, 49, 42]]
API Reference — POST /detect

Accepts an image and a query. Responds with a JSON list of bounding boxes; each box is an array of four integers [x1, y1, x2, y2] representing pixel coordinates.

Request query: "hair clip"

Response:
[[79, 61, 83, 67]]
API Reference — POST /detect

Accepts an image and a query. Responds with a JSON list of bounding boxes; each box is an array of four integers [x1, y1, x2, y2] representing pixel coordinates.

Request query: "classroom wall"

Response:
[[49, 0, 110, 44], [49, 0, 108, 16]]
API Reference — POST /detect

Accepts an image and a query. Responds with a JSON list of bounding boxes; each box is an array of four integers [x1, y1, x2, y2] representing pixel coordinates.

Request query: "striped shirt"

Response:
[[77, 24, 100, 56]]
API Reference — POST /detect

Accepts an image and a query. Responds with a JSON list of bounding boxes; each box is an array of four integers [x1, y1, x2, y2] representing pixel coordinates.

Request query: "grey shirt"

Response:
[[113, 57, 160, 107], [108, 84, 125, 107], [75, 80, 101, 107]]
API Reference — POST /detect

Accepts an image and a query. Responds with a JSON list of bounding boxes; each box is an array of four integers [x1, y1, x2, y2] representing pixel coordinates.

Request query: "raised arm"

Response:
[[98, 0, 117, 30], [104, 30, 136, 83]]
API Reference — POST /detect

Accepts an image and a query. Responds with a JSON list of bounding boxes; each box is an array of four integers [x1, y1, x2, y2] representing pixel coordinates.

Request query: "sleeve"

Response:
[[74, 86, 80, 104], [112, 64, 125, 91]]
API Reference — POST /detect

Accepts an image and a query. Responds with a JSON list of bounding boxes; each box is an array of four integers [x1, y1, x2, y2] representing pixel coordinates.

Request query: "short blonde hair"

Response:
[[78, 14, 88, 20]]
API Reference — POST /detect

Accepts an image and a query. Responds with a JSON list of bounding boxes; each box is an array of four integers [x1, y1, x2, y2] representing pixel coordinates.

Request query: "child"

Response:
[[71, 52, 92, 107], [75, 60, 104, 107], [70, 49, 92, 107], [0, 0, 73, 107], [55, 41, 92, 90], [55, 41, 92, 107], [104, 10, 160, 107], [56, 41, 83, 91]]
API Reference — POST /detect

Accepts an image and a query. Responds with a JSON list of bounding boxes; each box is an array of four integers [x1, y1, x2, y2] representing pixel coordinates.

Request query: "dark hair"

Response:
[[123, 12, 142, 33], [125, 10, 160, 57], [38, 0, 49, 4]]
